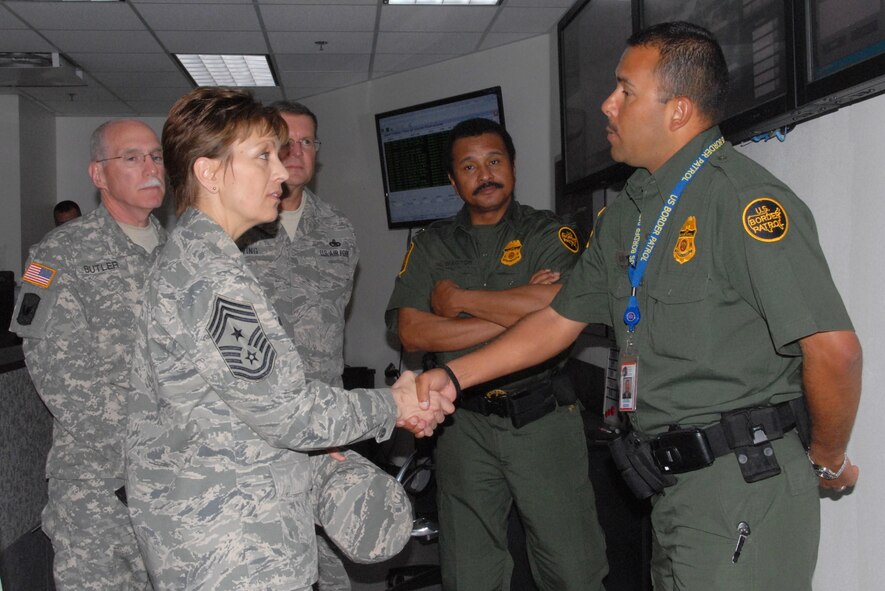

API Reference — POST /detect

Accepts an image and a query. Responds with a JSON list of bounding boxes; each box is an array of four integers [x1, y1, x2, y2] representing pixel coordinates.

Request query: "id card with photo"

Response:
[[619, 359, 638, 412]]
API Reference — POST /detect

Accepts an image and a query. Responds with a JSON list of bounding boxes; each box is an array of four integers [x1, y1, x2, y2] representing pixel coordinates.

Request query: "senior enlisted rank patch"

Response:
[[673, 216, 697, 264], [501, 239, 522, 266], [743, 198, 788, 242], [207, 296, 276, 381], [558, 226, 580, 253]]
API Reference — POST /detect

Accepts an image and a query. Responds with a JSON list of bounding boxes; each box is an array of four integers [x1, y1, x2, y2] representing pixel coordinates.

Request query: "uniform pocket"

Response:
[[645, 272, 710, 361], [269, 455, 316, 578]]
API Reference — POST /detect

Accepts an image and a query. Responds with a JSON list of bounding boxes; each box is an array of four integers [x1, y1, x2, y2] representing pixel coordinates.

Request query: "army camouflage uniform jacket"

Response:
[[12, 204, 167, 480], [126, 208, 397, 590]]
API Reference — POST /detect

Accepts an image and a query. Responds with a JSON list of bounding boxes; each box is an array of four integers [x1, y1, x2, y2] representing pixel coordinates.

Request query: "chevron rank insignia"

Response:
[[207, 296, 276, 381]]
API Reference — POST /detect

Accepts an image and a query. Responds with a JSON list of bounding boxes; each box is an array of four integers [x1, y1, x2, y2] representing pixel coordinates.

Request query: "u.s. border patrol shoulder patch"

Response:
[[207, 296, 276, 381], [558, 226, 580, 253], [743, 198, 788, 242]]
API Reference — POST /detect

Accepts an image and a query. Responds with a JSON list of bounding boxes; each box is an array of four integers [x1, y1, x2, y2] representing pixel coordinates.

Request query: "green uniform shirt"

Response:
[[386, 199, 581, 390], [553, 126, 852, 433]]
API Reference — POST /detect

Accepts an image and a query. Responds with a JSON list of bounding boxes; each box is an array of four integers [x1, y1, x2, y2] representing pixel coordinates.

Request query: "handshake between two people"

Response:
[[391, 369, 458, 438]]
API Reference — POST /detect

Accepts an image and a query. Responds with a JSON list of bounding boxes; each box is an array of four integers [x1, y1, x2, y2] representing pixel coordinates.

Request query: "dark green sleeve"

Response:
[[523, 217, 582, 282], [384, 233, 436, 334]]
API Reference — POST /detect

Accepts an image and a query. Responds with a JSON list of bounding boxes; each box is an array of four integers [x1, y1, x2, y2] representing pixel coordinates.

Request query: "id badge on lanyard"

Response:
[[618, 136, 724, 412]]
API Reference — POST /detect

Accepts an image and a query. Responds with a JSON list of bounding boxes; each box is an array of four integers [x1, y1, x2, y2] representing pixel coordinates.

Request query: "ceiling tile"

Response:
[[42, 29, 164, 54], [136, 3, 261, 32], [268, 31, 374, 54], [260, 5, 376, 32], [491, 7, 566, 34], [372, 52, 459, 72], [478, 31, 539, 51], [0, 29, 55, 52], [275, 53, 370, 72], [279, 70, 368, 87], [93, 71, 190, 88], [0, 5, 28, 29], [376, 32, 481, 55], [68, 52, 177, 73], [5, 1, 144, 31], [155, 30, 269, 54]]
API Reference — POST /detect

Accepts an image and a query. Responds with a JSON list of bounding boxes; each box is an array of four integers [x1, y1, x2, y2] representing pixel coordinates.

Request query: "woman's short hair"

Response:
[[163, 87, 288, 215]]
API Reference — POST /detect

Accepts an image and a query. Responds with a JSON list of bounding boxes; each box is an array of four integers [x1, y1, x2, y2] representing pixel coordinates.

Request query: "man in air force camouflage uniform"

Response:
[[11, 119, 166, 590], [240, 101, 409, 590]]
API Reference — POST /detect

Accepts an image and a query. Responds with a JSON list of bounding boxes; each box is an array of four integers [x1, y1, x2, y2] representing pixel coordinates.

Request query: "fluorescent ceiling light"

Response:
[[175, 54, 277, 87], [384, 1, 501, 5]]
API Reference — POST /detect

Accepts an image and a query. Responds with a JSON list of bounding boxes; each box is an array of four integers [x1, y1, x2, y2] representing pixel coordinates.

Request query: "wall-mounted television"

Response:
[[795, 0, 885, 110], [558, 0, 634, 189], [375, 86, 505, 229]]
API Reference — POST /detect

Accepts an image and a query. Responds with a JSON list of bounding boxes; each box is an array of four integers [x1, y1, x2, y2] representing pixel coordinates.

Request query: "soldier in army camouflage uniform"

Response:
[[240, 101, 409, 591], [11, 119, 167, 590], [126, 87, 453, 590]]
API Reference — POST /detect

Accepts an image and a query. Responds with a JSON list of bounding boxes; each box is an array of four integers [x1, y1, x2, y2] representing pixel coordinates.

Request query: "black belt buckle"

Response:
[[650, 428, 715, 474], [483, 389, 509, 417]]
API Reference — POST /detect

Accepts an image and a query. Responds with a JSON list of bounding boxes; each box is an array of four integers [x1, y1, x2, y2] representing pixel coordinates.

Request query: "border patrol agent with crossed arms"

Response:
[[387, 118, 607, 590]]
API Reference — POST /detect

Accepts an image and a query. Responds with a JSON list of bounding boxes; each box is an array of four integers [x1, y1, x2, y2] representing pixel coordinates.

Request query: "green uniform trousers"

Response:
[[650, 431, 820, 591], [435, 403, 607, 591]]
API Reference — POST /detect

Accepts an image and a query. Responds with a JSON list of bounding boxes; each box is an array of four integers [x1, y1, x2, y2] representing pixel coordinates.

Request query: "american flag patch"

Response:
[[22, 262, 56, 288]]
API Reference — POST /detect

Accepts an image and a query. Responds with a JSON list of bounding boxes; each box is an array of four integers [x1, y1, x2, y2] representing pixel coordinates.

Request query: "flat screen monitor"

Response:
[[797, 0, 885, 106], [640, 0, 793, 141], [558, 0, 634, 188], [375, 87, 505, 229]]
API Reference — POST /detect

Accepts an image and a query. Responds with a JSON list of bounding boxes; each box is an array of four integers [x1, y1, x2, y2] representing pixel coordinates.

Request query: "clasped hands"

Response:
[[392, 370, 458, 437]]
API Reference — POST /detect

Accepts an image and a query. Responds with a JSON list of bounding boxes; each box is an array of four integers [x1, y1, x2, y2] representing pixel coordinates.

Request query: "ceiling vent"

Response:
[[0, 52, 86, 87]]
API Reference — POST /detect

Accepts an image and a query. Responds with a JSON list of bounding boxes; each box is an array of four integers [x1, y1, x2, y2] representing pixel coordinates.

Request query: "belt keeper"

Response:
[[438, 363, 462, 402]]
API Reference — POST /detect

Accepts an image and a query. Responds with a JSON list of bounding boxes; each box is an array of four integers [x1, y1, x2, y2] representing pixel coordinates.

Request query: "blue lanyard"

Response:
[[623, 136, 725, 332]]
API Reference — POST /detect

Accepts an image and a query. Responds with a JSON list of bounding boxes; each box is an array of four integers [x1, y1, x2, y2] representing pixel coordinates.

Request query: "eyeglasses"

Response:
[[96, 151, 164, 168], [280, 138, 322, 157]]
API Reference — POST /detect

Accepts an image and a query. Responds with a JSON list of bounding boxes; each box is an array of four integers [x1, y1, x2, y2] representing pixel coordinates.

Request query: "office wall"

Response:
[[0, 95, 22, 275], [19, 96, 56, 268], [736, 98, 882, 591]]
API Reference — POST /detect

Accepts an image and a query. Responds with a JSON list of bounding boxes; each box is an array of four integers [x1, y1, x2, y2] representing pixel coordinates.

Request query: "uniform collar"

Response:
[[453, 197, 522, 232], [96, 202, 165, 254], [179, 207, 243, 260], [625, 126, 724, 205]]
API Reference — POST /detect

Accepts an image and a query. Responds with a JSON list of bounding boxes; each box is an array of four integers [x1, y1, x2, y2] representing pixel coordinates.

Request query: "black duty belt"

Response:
[[610, 397, 812, 499], [458, 374, 577, 429]]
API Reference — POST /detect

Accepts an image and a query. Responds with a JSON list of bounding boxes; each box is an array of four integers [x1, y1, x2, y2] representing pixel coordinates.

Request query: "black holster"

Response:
[[609, 431, 676, 499]]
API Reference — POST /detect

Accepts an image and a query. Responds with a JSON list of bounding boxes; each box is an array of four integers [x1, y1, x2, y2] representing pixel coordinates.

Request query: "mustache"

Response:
[[138, 177, 164, 190], [473, 181, 504, 196]]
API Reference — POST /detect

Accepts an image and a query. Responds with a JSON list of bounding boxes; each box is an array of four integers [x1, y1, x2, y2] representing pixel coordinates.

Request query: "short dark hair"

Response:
[[163, 87, 287, 215], [628, 21, 730, 124], [445, 118, 515, 176], [270, 100, 318, 134], [54, 200, 81, 216]]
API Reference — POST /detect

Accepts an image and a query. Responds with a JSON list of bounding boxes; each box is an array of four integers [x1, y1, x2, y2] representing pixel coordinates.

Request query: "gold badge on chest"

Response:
[[501, 239, 522, 266], [673, 216, 697, 264]]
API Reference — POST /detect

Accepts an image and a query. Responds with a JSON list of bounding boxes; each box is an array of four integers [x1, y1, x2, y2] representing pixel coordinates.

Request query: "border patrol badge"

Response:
[[743, 198, 788, 242], [673, 216, 697, 264], [501, 239, 522, 266], [558, 226, 580, 253], [398, 241, 414, 277], [207, 296, 276, 381]]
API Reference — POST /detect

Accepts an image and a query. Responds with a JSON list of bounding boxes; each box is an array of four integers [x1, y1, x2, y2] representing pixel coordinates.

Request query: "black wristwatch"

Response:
[[807, 451, 849, 480]]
